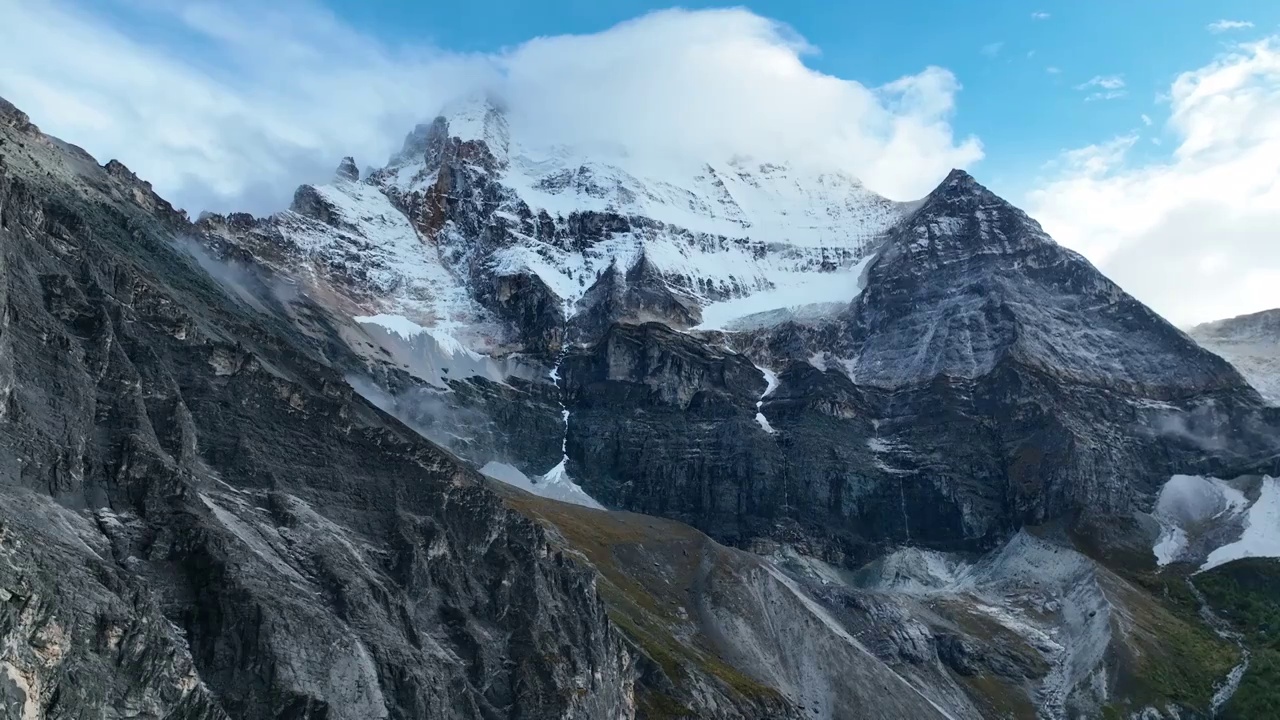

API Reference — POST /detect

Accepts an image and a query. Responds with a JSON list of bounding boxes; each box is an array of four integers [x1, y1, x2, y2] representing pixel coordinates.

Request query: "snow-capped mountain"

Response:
[[1191, 309, 1280, 405], [11, 86, 1280, 720], [200, 95, 910, 358]]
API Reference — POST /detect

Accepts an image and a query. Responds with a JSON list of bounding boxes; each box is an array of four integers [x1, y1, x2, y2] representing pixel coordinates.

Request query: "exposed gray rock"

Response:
[[336, 156, 360, 183], [552, 170, 1280, 567], [0, 96, 638, 720]]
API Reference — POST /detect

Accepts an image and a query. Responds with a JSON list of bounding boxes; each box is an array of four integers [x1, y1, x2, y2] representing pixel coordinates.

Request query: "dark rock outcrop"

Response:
[[335, 156, 360, 182], [569, 255, 703, 345]]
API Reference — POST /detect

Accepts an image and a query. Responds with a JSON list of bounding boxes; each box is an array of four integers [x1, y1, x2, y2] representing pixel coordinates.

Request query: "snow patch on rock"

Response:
[[354, 313, 428, 341], [1150, 474, 1250, 566], [480, 461, 604, 510], [754, 365, 779, 434], [696, 252, 877, 331], [1202, 476, 1280, 571]]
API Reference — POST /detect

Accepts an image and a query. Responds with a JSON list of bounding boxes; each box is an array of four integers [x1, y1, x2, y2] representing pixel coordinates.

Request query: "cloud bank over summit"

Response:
[[0, 0, 980, 214], [2, 0, 1276, 325]]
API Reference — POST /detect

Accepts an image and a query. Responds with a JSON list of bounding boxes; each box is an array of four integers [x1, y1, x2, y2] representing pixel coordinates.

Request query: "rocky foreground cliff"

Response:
[[3, 93, 1280, 720]]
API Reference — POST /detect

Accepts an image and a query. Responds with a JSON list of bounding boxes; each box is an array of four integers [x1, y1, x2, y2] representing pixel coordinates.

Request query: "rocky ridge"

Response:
[[1, 96, 640, 720]]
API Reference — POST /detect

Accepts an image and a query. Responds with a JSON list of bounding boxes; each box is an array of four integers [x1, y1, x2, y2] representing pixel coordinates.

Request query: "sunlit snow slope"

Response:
[[352, 95, 908, 337]]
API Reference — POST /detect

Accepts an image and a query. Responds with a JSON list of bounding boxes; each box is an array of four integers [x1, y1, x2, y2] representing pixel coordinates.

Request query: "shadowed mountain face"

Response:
[[3, 93, 1280, 719], [0, 97, 641, 720]]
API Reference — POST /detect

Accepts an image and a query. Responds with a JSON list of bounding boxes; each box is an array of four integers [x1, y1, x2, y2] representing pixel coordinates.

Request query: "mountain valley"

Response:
[[2, 93, 1279, 720]]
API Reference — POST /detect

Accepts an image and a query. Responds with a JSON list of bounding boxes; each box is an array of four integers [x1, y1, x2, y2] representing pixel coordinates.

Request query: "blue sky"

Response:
[[0, 0, 1278, 323], [321, 0, 1280, 197]]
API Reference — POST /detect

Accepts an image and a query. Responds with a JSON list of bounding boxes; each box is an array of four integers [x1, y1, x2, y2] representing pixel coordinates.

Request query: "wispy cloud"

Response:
[[981, 41, 1004, 58], [0, 0, 983, 211], [1045, 135, 1138, 177], [1046, 66, 1062, 74], [1207, 20, 1254, 33], [1031, 12, 1051, 21], [1077, 75, 1126, 91], [1076, 74, 1127, 101], [1029, 37, 1280, 325], [1141, 113, 1153, 126]]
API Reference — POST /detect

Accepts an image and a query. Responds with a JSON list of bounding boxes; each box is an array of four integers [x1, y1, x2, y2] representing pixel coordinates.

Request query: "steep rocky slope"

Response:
[[193, 96, 1280, 717], [0, 97, 648, 719]]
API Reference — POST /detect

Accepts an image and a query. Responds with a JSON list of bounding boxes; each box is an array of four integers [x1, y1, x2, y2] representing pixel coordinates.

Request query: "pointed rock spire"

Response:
[[335, 156, 359, 182]]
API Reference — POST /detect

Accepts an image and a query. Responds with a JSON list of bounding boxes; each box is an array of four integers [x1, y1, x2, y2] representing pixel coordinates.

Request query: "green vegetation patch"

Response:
[[1196, 557, 1280, 719], [1103, 568, 1239, 715]]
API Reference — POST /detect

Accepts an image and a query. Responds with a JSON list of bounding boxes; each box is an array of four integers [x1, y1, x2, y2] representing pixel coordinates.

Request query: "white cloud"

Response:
[[1031, 12, 1051, 20], [1208, 20, 1255, 33], [1141, 113, 1153, 126], [1047, 66, 1062, 74], [0, 0, 494, 214], [1076, 74, 1127, 101], [1045, 135, 1139, 177], [1028, 38, 1280, 325], [0, 0, 981, 213], [1077, 75, 1126, 91], [981, 41, 1005, 58]]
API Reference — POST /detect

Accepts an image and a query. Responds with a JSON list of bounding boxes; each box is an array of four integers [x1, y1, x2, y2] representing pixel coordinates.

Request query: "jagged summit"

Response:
[[436, 93, 511, 154], [938, 167, 983, 191], [381, 94, 511, 173], [204, 97, 915, 355], [335, 155, 359, 182], [887, 167, 1048, 258]]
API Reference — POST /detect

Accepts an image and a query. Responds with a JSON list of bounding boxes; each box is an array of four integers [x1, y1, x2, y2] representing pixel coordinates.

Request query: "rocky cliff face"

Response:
[[0, 96, 639, 720], [3, 90, 1277, 720]]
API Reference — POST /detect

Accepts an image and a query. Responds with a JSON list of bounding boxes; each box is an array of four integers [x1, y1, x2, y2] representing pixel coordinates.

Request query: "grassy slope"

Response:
[[1106, 567, 1239, 715], [495, 492, 1246, 719], [1066, 520, 1239, 717], [496, 485, 785, 719]]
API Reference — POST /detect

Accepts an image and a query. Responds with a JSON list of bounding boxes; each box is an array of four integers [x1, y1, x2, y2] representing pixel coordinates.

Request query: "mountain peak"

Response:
[[381, 94, 511, 174], [882, 167, 1044, 262], [436, 92, 510, 159], [935, 168, 994, 200], [0, 95, 36, 134], [335, 156, 359, 182]]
